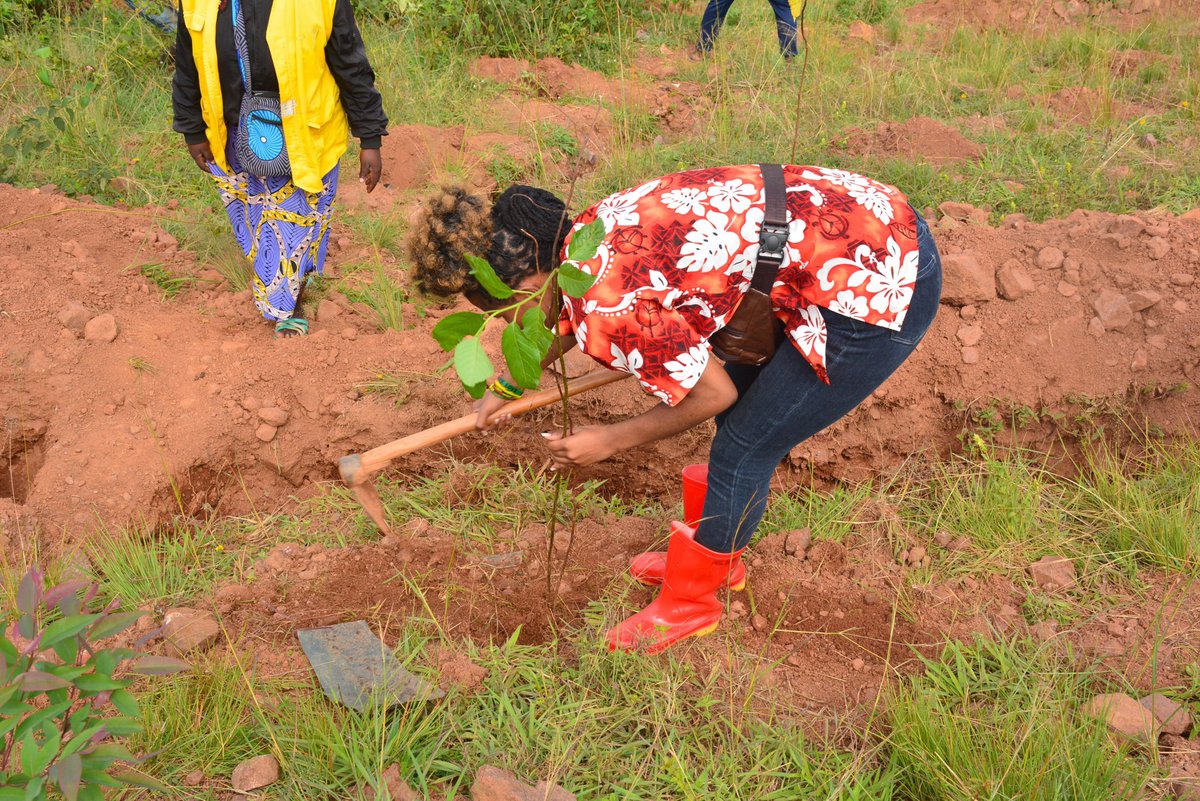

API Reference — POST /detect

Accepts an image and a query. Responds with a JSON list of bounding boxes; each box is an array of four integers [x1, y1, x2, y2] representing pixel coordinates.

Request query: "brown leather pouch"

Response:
[[710, 163, 788, 366]]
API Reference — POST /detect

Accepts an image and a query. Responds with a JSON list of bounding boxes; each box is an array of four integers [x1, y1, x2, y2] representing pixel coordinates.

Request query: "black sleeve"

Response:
[[325, 0, 388, 148], [171, 3, 208, 144]]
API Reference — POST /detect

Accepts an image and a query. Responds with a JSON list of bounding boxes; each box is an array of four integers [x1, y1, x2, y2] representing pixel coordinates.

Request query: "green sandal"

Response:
[[274, 317, 309, 337]]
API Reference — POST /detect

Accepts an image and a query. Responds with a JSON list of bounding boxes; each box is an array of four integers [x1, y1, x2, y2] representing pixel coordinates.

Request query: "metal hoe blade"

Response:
[[297, 621, 443, 711], [339, 454, 391, 534]]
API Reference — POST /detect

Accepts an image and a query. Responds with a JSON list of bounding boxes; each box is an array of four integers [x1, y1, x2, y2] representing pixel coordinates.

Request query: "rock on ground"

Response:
[[995, 260, 1036, 300], [58, 301, 92, 334], [1083, 693, 1159, 747], [232, 755, 280, 793], [470, 765, 575, 801], [940, 252, 996, 306], [258, 407, 289, 426], [83, 313, 119, 343], [1140, 693, 1192, 736], [162, 607, 220, 655], [783, 528, 812, 556], [1028, 555, 1076, 591], [1091, 289, 1134, 331]]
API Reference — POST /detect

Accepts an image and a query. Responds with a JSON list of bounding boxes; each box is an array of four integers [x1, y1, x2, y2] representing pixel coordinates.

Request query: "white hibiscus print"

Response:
[[678, 212, 739, 273], [661, 187, 707, 216], [862, 237, 918, 314], [610, 343, 644, 377], [706, 179, 755, 214], [828, 289, 868, 320], [801, 167, 895, 224], [791, 305, 827, 361], [576, 320, 588, 347], [664, 344, 709, 389], [595, 179, 660, 231]]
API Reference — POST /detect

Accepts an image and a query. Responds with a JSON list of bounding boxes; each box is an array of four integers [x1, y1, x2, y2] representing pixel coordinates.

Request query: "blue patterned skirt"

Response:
[[209, 148, 338, 322]]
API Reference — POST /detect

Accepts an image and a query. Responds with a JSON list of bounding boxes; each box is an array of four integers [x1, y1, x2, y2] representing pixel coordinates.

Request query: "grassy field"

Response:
[[5, 438, 1199, 798], [3, 0, 1200, 798]]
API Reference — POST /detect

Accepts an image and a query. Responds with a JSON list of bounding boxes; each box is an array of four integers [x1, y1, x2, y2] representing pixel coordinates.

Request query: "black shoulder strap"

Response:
[[750, 163, 788, 293]]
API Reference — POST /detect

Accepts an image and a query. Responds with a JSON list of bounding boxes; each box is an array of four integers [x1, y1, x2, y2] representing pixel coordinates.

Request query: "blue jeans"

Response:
[[695, 210, 943, 553], [698, 0, 798, 56]]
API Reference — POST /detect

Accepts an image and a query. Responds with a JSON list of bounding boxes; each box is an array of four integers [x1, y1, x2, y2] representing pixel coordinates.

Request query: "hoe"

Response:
[[338, 369, 628, 533]]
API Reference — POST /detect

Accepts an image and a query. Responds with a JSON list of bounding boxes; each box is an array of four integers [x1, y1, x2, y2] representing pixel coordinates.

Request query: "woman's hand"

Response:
[[359, 148, 382, 193], [187, 140, 215, 172], [543, 426, 617, 468], [474, 390, 512, 430]]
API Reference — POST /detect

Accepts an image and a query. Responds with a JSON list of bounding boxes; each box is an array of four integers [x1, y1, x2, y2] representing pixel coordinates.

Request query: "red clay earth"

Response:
[[906, 0, 1198, 31], [834, 116, 984, 166], [4, 186, 1200, 538]]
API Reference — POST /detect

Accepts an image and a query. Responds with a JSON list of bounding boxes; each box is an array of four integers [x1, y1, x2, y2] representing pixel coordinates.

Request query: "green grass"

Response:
[[340, 261, 410, 331], [367, 459, 657, 543], [759, 481, 874, 543], [87, 520, 242, 609], [886, 637, 1151, 800], [135, 261, 195, 299], [1068, 441, 1200, 575]]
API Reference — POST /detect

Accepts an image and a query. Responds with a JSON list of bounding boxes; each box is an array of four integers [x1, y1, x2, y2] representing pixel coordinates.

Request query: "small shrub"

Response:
[[1, 566, 187, 799]]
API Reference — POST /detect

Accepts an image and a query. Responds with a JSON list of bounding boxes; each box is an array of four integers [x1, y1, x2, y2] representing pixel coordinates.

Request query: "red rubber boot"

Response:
[[628, 464, 747, 590], [608, 521, 745, 654]]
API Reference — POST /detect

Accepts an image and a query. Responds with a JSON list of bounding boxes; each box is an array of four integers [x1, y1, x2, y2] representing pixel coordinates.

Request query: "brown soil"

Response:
[[907, 0, 1199, 31], [4, 185, 1200, 540], [835, 116, 984, 166]]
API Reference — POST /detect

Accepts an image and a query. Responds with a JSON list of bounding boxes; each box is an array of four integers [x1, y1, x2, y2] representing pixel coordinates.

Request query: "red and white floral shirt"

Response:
[[558, 165, 920, 406]]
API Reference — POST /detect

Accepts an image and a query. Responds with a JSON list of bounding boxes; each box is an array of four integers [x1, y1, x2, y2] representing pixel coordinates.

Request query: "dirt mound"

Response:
[[467, 55, 652, 107], [1039, 86, 1154, 125], [3, 184, 1200, 543], [836, 116, 983, 166], [906, 0, 1198, 31]]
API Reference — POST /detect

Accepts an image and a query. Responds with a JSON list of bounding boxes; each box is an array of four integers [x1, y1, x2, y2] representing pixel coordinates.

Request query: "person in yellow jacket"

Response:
[[172, 0, 387, 336]]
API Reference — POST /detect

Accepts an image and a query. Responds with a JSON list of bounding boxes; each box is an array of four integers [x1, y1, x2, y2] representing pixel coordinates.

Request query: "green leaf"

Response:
[[108, 689, 139, 718], [38, 615, 100, 651], [501, 324, 542, 391], [22, 778, 45, 801], [109, 768, 171, 792], [21, 727, 61, 778], [36, 69, 53, 88], [12, 700, 72, 742], [97, 717, 141, 737], [15, 671, 71, 692], [51, 637, 78, 666], [32, 47, 52, 58], [521, 307, 554, 355], [452, 337, 494, 392], [431, 311, 487, 352], [466, 254, 514, 300], [54, 754, 82, 801], [72, 674, 125, 693], [128, 656, 190, 676], [566, 219, 605, 263], [86, 611, 144, 642], [91, 651, 119, 678], [0, 632, 18, 662], [464, 381, 487, 400], [77, 784, 104, 801], [17, 614, 36, 640], [0, 789, 22, 801], [557, 263, 597, 299], [17, 572, 37, 615]]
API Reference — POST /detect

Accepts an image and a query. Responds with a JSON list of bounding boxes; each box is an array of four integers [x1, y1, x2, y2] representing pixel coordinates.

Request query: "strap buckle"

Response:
[[758, 222, 788, 260]]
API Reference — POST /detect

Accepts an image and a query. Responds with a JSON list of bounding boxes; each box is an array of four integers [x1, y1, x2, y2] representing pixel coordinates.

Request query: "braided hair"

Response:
[[409, 184, 569, 303]]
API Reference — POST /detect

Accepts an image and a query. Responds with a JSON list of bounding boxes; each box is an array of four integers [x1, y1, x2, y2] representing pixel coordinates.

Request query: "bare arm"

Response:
[[544, 359, 737, 467]]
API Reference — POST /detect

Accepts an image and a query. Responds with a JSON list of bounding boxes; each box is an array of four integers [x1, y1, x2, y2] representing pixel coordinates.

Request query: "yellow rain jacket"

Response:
[[179, 0, 350, 193]]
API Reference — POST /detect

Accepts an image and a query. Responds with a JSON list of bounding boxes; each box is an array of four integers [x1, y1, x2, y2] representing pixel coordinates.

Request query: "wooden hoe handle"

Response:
[[355, 370, 628, 475]]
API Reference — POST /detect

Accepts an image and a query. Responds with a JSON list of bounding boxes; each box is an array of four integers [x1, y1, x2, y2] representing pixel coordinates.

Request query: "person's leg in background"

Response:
[[697, 0, 736, 53], [766, 0, 799, 57], [697, 215, 943, 554]]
